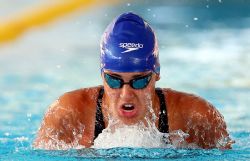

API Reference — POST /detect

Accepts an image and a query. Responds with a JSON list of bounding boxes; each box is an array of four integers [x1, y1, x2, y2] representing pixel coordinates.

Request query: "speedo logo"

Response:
[[119, 43, 144, 53]]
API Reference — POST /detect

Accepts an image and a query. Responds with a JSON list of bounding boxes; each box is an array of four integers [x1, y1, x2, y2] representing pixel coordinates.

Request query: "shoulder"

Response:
[[161, 88, 217, 117], [33, 86, 103, 148], [59, 86, 103, 104], [58, 86, 102, 113], [160, 88, 231, 149], [44, 86, 102, 118], [44, 86, 104, 127]]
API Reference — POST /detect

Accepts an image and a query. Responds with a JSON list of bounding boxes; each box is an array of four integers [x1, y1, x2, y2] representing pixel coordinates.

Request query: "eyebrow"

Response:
[[109, 73, 122, 78], [132, 74, 146, 78], [108, 73, 150, 79]]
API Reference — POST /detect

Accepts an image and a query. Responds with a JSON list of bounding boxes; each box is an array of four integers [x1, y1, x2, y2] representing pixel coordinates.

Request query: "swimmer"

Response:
[[33, 12, 234, 149]]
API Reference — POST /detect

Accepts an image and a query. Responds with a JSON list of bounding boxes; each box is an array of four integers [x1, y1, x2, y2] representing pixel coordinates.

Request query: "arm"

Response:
[[33, 87, 98, 149], [33, 99, 85, 149], [183, 97, 234, 149], [33, 87, 100, 149]]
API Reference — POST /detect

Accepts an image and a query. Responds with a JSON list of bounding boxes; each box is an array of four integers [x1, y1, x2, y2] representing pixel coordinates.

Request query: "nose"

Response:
[[120, 83, 134, 100]]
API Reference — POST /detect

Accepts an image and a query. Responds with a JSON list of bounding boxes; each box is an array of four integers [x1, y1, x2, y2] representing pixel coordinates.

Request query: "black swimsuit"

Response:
[[94, 87, 169, 140]]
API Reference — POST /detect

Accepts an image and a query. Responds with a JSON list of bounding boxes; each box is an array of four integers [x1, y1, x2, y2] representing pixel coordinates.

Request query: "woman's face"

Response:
[[102, 70, 160, 125]]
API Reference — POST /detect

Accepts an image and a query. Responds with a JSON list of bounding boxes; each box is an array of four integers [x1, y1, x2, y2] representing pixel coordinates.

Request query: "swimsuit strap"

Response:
[[94, 87, 105, 140], [94, 87, 169, 140], [156, 88, 169, 133]]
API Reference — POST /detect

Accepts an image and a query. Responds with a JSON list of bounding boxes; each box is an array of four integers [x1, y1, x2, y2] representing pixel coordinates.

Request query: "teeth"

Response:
[[123, 104, 134, 110], [124, 104, 133, 107]]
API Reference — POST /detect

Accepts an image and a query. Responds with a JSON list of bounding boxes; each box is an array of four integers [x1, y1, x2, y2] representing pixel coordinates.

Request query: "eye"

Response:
[[104, 74, 122, 89], [132, 74, 152, 89]]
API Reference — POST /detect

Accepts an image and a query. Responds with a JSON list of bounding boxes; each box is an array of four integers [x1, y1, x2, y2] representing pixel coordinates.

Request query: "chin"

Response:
[[118, 117, 141, 125]]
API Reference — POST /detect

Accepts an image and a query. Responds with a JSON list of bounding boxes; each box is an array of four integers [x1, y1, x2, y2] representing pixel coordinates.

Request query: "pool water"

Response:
[[1, 0, 250, 160]]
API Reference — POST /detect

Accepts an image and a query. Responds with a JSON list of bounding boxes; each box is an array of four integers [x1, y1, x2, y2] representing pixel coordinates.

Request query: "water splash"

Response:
[[34, 137, 85, 150], [93, 94, 191, 149], [93, 122, 171, 149], [34, 93, 197, 150], [33, 100, 86, 150]]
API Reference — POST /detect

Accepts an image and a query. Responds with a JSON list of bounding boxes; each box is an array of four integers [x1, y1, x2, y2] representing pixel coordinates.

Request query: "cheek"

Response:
[[104, 86, 117, 97], [103, 80, 119, 98], [107, 91, 119, 100], [136, 89, 153, 104], [104, 88, 120, 104], [136, 82, 155, 106]]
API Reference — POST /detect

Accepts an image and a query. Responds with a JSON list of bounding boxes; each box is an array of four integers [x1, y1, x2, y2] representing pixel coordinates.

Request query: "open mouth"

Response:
[[119, 103, 137, 118], [122, 104, 135, 111]]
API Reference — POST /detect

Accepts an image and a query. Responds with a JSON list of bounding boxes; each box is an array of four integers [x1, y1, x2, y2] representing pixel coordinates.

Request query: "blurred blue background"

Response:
[[0, 0, 250, 160]]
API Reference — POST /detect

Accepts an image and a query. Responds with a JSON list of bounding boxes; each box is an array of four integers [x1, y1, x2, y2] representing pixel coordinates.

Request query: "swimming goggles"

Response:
[[104, 73, 152, 89]]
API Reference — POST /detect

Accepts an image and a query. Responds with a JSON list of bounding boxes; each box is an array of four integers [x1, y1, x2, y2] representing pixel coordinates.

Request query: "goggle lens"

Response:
[[104, 73, 152, 89]]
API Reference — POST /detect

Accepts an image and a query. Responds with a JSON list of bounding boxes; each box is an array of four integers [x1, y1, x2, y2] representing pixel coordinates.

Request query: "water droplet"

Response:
[[193, 17, 199, 21], [153, 14, 156, 18], [56, 65, 61, 69], [206, 5, 209, 8], [15, 136, 28, 142], [27, 113, 32, 117], [218, 0, 222, 3], [185, 24, 189, 28], [127, 3, 131, 6], [147, 8, 151, 12]]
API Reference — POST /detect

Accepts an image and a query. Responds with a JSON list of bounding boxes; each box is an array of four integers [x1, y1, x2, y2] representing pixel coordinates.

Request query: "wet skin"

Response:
[[33, 72, 234, 149]]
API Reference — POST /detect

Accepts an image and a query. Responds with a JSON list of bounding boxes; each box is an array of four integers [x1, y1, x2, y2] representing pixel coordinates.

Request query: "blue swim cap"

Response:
[[100, 12, 160, 74]]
